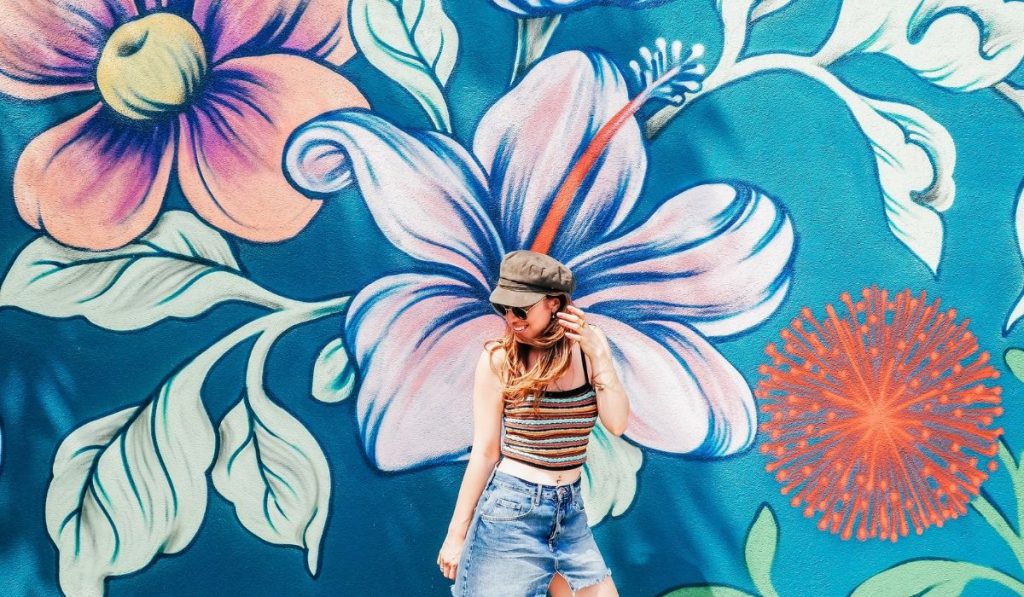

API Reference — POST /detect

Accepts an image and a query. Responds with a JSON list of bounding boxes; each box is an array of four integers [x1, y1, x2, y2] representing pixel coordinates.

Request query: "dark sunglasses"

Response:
[[490, 299, 543, 320]]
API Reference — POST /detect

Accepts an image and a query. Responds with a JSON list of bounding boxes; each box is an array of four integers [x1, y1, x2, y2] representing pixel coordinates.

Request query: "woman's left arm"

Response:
[[557, 305, 630, 436]]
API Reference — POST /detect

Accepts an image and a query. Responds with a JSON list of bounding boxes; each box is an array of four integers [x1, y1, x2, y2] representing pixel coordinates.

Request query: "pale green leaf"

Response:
[[0, 211, 285, 331], [744, 504, 779, 597], [45, 355, 216, 595], [312, 338, 356, 403], [580, 421, 642, 525], [850, 559, 1024, 596], [212, 330, 331, 575], [350, 0, 458, 132]]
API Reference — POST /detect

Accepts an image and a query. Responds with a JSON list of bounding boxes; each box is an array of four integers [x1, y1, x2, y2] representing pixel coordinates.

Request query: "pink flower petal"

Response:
[[13, 104, 173, 250], [191, 0, 354, 65], [346, 272, 500, 471], [591, 313, 757, 456], [571, 183, 795, 338], [284, 111, 504, 289], [0, 0, 136, 99], [177, 54, 366, 242], [472, 50, 645, 261]]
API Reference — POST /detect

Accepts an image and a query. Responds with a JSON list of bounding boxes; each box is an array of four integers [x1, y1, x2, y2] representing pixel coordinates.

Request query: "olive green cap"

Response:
[[489, 250, 576, 307]]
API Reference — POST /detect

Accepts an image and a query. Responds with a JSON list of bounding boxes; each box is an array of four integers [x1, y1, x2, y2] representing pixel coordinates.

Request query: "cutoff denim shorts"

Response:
[[451, 467, 613, 596]]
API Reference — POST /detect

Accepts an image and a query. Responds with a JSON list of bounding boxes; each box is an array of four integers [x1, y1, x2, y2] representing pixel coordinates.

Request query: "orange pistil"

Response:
[[529, 64, 682, 255], [755, 287, 1003, 542]]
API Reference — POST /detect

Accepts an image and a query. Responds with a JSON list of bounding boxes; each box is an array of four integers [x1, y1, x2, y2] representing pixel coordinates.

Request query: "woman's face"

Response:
[[506, 295, 563, 339]]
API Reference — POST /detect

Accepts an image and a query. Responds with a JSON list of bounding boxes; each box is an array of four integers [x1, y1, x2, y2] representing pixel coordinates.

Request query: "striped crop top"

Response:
[[500, 350, 599, 471]]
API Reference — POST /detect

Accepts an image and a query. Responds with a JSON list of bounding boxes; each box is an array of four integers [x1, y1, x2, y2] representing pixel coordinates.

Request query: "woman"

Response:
[[438, 250, 630, 596]]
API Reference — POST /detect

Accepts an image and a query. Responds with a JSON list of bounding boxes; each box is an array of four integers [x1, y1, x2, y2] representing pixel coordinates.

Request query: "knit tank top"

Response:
[[500, 349, 599, 471]]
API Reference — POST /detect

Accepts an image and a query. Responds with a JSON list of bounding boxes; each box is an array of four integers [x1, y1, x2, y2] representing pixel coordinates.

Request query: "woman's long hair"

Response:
[[486, 295, 573, 410]]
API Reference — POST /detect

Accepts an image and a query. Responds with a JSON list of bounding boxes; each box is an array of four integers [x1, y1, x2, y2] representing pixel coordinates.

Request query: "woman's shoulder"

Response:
[[481, 341, 506, 369]]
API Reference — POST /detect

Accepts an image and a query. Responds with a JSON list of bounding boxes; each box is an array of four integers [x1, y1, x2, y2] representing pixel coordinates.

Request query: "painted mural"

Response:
[[1, 0, 1024, 595]]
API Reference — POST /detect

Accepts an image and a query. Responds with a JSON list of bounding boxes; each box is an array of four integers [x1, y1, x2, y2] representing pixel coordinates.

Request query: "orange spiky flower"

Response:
[[755, 287, 1003, 542]]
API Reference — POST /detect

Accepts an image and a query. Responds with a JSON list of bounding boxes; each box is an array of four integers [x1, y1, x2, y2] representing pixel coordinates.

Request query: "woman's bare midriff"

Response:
[[496, 456, 582, 486]]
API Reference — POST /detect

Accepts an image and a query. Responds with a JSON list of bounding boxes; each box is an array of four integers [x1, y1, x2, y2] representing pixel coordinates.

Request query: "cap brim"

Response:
[[488, 286, 547, 307]]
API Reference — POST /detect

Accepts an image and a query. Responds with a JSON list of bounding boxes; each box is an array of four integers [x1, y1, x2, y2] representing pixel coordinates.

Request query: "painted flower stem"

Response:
[[510, 15, 561, 85], [645, 35, 874, 139], [978, 565, 1024, 595], [186, 295, 352, 389], [971, 492, 1024, 571], [995, 82, 1024, 116], [971, 438, 1024, 572]]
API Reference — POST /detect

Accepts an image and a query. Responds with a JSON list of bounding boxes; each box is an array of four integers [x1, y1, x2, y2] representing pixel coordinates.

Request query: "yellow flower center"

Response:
[[96, 13, 207, 121]]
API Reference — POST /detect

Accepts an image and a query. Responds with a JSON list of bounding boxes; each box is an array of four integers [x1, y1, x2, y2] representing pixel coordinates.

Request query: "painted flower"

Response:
[[285, 49, 795, 472], [756, 287, 1003, 542], [1, 0, 366, 250], [492, 0, 672, 17]]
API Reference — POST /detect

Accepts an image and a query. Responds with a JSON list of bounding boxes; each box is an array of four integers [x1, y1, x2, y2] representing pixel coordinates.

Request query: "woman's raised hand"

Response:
[[556, 304, 606, 357]]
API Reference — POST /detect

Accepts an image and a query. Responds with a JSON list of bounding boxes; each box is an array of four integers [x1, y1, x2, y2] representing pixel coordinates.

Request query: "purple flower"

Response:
[[285, 50, 795, 471]]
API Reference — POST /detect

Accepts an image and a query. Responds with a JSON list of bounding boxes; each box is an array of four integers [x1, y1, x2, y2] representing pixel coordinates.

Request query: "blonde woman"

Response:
[[438, 250, 630, 596]]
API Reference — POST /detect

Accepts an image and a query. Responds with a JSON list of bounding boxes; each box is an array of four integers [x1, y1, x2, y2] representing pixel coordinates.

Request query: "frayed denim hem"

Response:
[[567, 568, 613, 592]]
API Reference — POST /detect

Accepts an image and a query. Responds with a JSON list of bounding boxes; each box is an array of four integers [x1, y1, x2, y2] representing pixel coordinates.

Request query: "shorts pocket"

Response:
[[479, 488, 536, 521]]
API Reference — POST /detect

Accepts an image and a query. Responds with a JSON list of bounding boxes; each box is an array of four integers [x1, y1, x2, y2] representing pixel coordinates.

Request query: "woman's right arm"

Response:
[[438, 345, 505, 580]]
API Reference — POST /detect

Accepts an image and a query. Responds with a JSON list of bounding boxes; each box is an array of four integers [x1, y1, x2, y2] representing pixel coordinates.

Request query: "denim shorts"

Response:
[[451, 468, 613, 596]]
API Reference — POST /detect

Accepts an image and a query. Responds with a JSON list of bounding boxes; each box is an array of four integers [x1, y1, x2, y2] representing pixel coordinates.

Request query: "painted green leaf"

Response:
[[350, 0, 458, 132], [312, 338, 356, 403], [663, 586, 755, 597], [1004, 348, 1024, 383], [744, 504, 779, 597], [580, 420, 643, 525], [44, 352, 217, 596], [511, 15, 560, 83], [850, 559, 1020, 596], [212, 331, 332, 576], [0, 211, 284, 331]]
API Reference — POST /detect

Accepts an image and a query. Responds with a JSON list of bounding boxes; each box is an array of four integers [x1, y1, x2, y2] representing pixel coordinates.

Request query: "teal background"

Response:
[[2, 0, 1024, 594]]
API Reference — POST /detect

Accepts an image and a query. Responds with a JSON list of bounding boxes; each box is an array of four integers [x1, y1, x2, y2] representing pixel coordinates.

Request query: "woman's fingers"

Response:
[[561, 305, 586, 320], [556, 312, 585, 327]]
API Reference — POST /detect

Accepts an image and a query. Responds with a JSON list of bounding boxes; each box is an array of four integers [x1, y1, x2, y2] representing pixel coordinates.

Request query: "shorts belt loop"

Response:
[[534, 482, 541, 507], [569, 481, 575, 503]]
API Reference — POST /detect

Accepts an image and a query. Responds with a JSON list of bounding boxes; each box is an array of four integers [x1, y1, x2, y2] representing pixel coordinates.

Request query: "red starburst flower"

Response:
[[755, 287, 1003, 542]]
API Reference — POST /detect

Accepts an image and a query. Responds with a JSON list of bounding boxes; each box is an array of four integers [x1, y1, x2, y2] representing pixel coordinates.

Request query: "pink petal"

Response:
[[346, 272, 501, 471], [571, 183, 795, 338], [177, 54, 366, 242], [284, 111, 503, 289], [13, 104, 173, 250], [472, 50, 645, 261], [0, 0, 136, 99], [191, 0, 354, 65], [591, 314, 756, 456]]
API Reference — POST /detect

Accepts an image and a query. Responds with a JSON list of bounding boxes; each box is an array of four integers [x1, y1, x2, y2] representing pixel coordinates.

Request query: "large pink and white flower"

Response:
[[1, 0, 366, 250], [286, 50, 795, 471]]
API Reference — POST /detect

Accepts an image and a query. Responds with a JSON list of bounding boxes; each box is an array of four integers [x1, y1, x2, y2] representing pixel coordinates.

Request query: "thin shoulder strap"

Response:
[[580, 346, 590, 384]]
